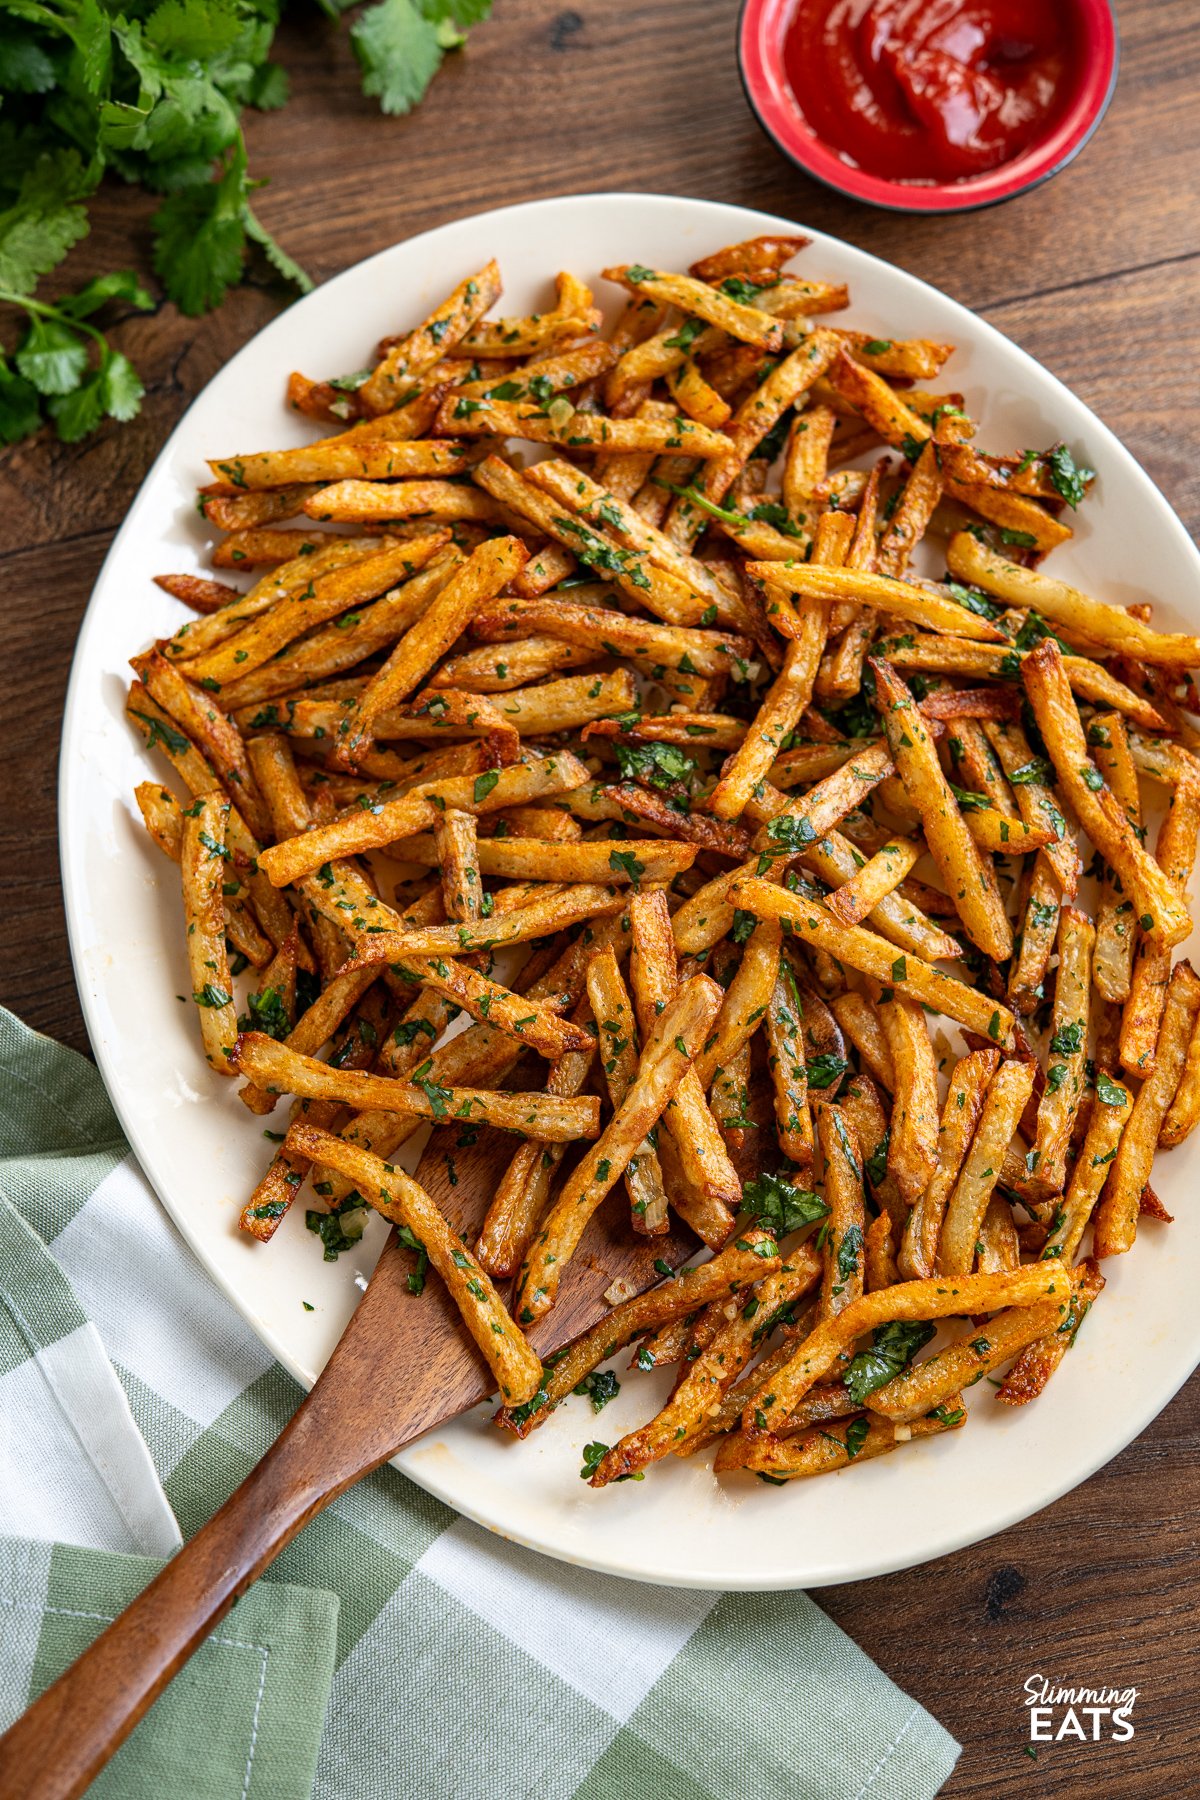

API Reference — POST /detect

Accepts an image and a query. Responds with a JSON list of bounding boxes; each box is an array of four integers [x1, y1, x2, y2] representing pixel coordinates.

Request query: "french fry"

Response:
[[1088, 713, 1141, 1003], [981, 718, 1079, 898], [875, 989, 940, 1204], [180, 793, 238, 1073], [338, 881, 624, 966], [996, 1260, 1105, 1406], [258, 750, 588, 884], [155, 572, 241, 612], [729, 877, 1017, 1047], [869, 1298, 1064, 1423], [602, 264, 785, 349], [748, 562, 1008, 644], [877, 440, 943, 578], [587, 946, 670, 1234], [209, 442, 475, 493], [744, 1265, 1068, 1436], [1027, 908, 1095, 1195], [815, 1105, 866, 1322], [628, 890, 742, 1233], [1161, 1006, 1200, 1148], [235, 1032, 600, 1138], [468, 591, 755, 682], [431, 634, 598, 691], [1120, 779, 1200, 1074], [832, 992, 896, 1092], [948, 531, 1200, 666], [1007, 854, 1062, 1016], [871, 658, 1012, 961], [289, 1123, 544, 1405], [1039, 1083, 1131, 1264], [494, 1232, 785, 1436], [336, 536, 528, 756], [694, 918, 781, 1090], [939, 1059, 1037, 1275], [879, 633, 1168, 730], [1094, 961, 1200, 1256], [705, 604, 829, 820], [1021, 640, 1191, 949], [898, 1050, 999, 1280], [590, 1256, 819, 1484], [825, 838, 921, 929], [515, 973, 726, 1320], [765, 960, 813, 1167], [715, 1407, 963, 1481], [359, 259, 502, 416]]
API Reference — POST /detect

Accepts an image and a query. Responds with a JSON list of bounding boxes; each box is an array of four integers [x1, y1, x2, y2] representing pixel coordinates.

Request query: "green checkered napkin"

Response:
[[0, 1006, 960, 1798]]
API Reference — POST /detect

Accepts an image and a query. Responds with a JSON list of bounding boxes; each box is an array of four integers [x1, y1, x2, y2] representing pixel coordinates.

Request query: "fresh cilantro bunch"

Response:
[[0, 0, 492, 446]]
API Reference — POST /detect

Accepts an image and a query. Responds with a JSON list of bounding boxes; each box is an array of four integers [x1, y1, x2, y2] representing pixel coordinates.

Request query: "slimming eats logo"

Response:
[[1025, 1674, 1137, 1743]]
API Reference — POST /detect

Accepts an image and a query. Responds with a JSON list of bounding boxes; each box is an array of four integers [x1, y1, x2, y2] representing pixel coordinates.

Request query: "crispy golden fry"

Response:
[[688, 235, 810, 281], [1161, 1006, 1200, 1149], [831, 992, 896, 1092], [981, 718, 1079, 898], [401, 956, 592, 1060], [1094, 961, 1200, 1256], [587, 946, 670, 1234], [303, 479, 511, 526], [939, 1058, 1037, 1276], [494, 1232, 786, 1436], [694, 918, 781, 1090], [876, 989, 940, 1205], [516, 974, 726, 1320], [156, 572, 242, 612], [872, 658, 1012, 960], [457, 273, 598, 359], [948, 531, 1200, 666], [389, 834, 694, 886], [745, 1265, 1068, 1435], [432, 635, 598, 691], [340, 881, 624, 966], [135, 780, 272, 967], [1088, 713, 1141, 1003], [729, 877, 1017, 1046], [132, 648, 271, 843], [469, 590, 754, 682], [996, 1260, 1105, 1406], [235, 1031, 599, 1137], [1039, 1084, 1131, 1263], [869, 1297, 1063, 1423], [1022, 640, 1191, 949], [815, 1105, 866, 1322], [360, 259, 502, 415], [748, 562, 1007, 644], [209, 442, 475, 493], [180, 793, 238, 1073], [1120, 780, 1200, 1074], [706, 605, 829, 820], [877, 440, 943, 578], [258, 750, 587, 885], [825, 837, 921, 929], [1007, 855, 1062, 1016], [898, 1050, 999, 1280], [290, 1123, 544, 1405], [447, 670, 636, 738], [336, 536, 527, 755], [602, 264, 785, 349], [1027, 908, 1094, 1195], [628, 890, 741, 1233], [765, 961, 813, 1167], [944, 475, 1071, 553], [718, 1403, 964, 1480], [590, 1256, 819, 1484], [879, 633, 1168, 730]]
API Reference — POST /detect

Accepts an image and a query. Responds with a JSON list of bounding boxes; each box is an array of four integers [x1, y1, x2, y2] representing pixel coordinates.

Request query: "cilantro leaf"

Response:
[[1044, 444, 1095, 509], [14, 315, 88, 396], [743, 1170, 828, 1237], [843, 1320, 936, 1406], [351, 0, 445, 116], [152, 144, 248, 314]]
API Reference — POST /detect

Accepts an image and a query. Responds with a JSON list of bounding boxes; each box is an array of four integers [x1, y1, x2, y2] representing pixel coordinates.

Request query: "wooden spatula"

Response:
[[0, 1117, 696, 1800]]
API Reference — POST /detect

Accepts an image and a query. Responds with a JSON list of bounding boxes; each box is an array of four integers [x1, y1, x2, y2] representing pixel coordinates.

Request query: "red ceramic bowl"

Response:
[[739, 0, 1120, 213]]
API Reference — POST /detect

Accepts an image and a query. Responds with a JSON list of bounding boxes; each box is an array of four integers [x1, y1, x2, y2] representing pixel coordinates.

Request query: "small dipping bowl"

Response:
[[738, 0, 1120, 214]]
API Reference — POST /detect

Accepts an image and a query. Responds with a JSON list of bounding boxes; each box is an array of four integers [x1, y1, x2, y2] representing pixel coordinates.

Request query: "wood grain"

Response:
[[1, 1, 1197, 1790]]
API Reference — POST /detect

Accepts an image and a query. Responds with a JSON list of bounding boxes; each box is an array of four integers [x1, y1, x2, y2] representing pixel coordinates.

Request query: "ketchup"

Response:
[[782, 0, 1076, 184]]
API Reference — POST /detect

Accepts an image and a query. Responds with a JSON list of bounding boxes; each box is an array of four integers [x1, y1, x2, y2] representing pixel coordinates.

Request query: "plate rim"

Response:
[[58, 189, 1200, 1590]]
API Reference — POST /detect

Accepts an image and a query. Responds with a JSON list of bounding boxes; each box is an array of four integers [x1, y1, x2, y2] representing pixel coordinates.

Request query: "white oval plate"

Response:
[[61, 193, 1200, 1589]]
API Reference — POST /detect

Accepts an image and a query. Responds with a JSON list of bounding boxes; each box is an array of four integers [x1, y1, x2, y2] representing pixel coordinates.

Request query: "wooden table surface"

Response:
[[2, 0, 1197, 1789]]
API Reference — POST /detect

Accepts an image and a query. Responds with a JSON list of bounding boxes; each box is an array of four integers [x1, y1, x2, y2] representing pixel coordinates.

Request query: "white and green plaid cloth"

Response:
[[0, 1006, 960, 1798]]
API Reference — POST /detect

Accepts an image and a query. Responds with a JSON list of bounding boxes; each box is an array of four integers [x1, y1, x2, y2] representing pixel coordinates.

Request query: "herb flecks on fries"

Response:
[[129, 235, 1199, 1492]]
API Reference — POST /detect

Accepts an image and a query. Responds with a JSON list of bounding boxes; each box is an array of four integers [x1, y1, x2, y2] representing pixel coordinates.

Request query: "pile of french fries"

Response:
[[129, 232, 1200, 1487]]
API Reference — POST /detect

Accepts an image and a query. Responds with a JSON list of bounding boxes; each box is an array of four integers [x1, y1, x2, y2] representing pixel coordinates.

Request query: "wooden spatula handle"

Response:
[[0, 1399, 373, 1800]]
